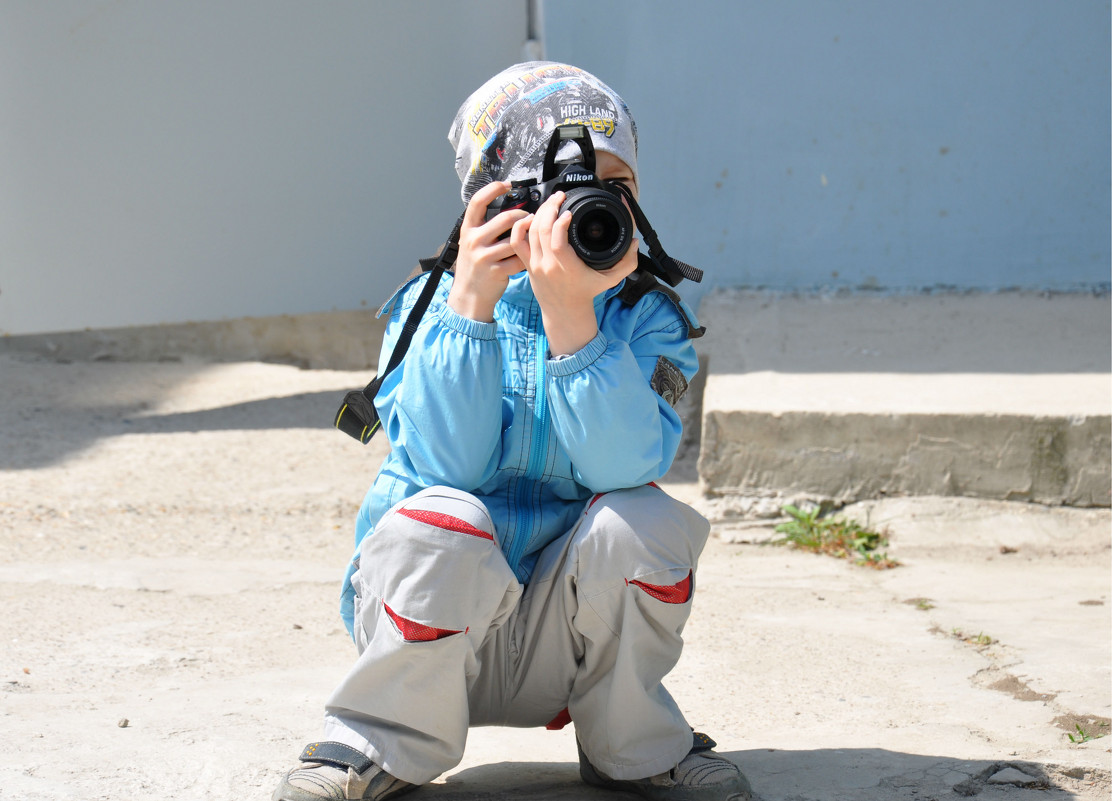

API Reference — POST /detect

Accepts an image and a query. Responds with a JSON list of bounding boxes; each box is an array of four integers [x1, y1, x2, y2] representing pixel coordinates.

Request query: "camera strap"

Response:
[[617, 264, 706, 340], [610, 182, 703, 287], [333, 212, 465, 444]]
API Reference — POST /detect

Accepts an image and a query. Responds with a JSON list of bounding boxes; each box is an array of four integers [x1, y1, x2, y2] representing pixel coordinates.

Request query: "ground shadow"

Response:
[[123, 391, 341, 435], [724, 748, 1095, 801], [417, 750, 1099, 800], [0, 383, 342, 470]]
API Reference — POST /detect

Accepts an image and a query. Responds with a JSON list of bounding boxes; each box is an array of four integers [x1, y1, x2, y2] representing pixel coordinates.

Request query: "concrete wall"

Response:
[[0, 1, 528, 335], [2, 1, 1108, 336], [544, 0, 1111, 309]]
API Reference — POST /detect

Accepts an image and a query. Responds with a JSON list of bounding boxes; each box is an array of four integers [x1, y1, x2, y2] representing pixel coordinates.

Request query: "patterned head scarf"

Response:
[[448, 61, 638, 203]]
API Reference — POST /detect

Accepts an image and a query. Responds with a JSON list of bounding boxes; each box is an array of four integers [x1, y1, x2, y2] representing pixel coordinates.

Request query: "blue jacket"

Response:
[[340, 269, 701, 635]]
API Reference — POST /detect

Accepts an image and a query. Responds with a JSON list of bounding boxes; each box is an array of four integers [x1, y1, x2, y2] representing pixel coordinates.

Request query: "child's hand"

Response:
[[447, 181, 531, 322], [511, 191, 640, 356]]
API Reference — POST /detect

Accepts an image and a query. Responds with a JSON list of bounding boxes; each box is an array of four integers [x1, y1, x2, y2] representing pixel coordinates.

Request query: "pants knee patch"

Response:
[[359, 488, 519, 640], [395, 507, 494, 541], [383, 487, 497, 542], [627, 570, 692, 604], [383, 601, 467, 642]]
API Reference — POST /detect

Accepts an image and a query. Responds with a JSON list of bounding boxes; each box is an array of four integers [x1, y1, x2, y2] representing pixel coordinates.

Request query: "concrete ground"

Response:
[[0, 290, 1109, 800]]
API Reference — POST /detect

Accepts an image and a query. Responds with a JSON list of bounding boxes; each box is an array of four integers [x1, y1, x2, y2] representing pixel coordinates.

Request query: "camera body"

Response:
[[484, 125, 633, 270]]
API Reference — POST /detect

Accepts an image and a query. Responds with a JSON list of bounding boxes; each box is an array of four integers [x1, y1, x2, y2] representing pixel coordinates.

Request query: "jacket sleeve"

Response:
[[373, 274, 504, 490], [545, 292, 699, 492]]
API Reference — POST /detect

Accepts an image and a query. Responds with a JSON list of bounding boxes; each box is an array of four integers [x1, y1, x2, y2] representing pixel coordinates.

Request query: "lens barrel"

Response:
[[563, 188, 633, 270]]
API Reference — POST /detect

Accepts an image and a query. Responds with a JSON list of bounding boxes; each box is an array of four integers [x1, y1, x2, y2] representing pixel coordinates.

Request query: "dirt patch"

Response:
[[952, 762, 1051, 796], [902, 596, 936, 611], [988, 674, 1058, 703], [952, 762, 1112, 797], [1052, 713, 1111, 740]]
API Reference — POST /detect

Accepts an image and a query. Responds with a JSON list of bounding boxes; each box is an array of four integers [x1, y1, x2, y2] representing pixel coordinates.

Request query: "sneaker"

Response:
[[578, 732, 753, 801], [273, 741, 416, 801]]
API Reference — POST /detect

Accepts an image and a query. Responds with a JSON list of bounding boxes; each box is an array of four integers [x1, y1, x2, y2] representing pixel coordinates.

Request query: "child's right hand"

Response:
[[447, 181, 532, 322]]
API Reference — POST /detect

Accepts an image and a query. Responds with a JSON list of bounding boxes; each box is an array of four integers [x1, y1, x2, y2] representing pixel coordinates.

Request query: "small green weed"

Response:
[[1067, 723, 1109, 743], [904, 597, 935, 611], [950, 627, 995, 647], [773, 505, 900, 569]]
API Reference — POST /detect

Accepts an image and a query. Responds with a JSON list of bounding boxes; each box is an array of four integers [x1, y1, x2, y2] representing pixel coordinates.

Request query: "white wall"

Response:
[[0, 1, 528, 335]]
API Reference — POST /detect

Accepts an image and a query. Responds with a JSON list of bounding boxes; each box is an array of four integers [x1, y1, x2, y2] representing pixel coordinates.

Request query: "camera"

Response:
[[484, 124, 634, 270]]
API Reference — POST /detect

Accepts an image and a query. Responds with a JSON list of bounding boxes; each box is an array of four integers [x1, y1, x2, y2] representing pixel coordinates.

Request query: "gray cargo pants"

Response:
[[322, 483, 710, 785]]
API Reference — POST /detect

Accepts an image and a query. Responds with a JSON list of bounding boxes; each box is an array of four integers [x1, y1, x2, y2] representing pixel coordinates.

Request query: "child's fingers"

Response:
[[484, 238, 520, 265], [530, 191, 565, 249], [478, 209, 531, 244], [509, 214, 533, 263], [549, 210, 574, 257], [463, 181, 512, 230], [492, 254, 527, 277], [598, 238, 641, 281]]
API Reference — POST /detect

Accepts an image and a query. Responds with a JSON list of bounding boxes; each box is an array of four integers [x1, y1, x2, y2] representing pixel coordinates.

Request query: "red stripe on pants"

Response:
[[628, 570, 692, 604], [383, 602, 463, 641], [396, 508, 493, 540]]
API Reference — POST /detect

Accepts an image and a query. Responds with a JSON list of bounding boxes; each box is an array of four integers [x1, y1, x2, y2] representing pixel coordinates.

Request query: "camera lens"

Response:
[[564, 189, 633, 270], [578, 209, 619, 250]]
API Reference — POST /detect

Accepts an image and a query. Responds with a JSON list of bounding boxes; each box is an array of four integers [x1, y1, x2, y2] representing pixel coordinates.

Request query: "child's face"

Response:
[[595, 151, 638, 200]]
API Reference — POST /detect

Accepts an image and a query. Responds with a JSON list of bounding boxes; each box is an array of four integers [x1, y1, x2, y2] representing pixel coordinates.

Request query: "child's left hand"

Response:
[[510, 191, 640, 357]]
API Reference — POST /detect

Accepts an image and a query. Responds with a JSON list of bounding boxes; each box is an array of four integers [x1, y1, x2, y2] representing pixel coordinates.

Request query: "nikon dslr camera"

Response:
[[484, 124, 633, 270]]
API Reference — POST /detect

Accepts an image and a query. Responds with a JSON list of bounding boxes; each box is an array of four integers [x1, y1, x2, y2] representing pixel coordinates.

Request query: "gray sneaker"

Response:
[[578, 732, 753, 801], [273, 742, 416, 801]]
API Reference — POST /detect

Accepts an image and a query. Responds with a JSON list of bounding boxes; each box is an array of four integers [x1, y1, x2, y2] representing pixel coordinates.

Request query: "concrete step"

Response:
[[696, 290, 1111, 508], [0, 309, 386, 371]]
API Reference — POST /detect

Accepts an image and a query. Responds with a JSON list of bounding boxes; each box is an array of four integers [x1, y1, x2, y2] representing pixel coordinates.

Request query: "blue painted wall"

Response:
[[544, 1, 1111, 304]]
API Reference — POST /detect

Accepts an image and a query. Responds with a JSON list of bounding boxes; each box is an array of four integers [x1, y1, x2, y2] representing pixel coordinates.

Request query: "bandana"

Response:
[[448, 61, 639, 203]]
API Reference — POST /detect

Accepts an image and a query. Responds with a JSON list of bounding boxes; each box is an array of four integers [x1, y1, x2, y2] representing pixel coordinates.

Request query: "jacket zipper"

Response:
[[509, 329, 548, 573]]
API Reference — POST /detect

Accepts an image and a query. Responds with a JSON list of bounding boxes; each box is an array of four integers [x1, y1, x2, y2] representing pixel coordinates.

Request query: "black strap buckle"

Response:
[[299, 741, 376, 773]]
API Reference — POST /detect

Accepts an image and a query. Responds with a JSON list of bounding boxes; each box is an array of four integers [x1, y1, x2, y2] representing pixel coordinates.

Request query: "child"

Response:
[[274, 62, 752, 801]]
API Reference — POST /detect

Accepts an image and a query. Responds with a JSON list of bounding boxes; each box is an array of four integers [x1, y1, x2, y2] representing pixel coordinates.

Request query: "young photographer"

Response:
[[274, 62, 752, 801]]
